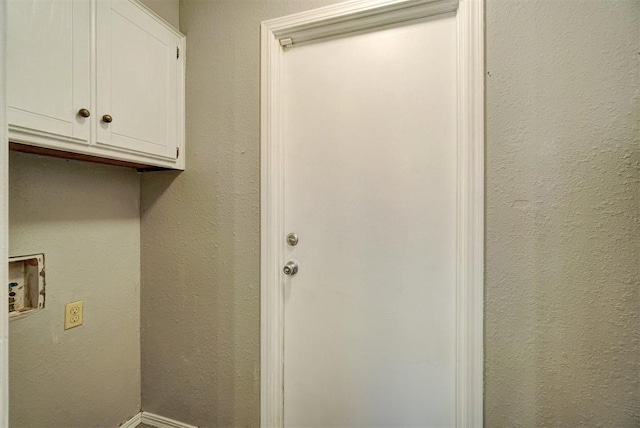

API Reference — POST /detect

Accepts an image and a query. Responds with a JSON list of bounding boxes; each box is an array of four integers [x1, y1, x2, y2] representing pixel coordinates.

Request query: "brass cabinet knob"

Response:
[[78, 108, 90, 118], [102, 114, 113, 123]]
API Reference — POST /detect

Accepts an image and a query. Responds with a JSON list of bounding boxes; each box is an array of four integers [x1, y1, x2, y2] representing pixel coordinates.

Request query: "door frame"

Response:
[[1, 0, 9, 426], [260, 0, 484, 425]]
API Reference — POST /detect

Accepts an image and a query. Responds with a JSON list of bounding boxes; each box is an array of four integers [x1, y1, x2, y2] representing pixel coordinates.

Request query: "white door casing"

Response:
[[260, 0, 484, 426], [0, 0, 9, 426]]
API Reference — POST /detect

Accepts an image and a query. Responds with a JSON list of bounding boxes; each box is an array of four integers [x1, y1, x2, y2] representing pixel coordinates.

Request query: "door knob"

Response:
[[283, 261, 298, 276], [78, 108, 90, 118], [102, 114, 113, 123]]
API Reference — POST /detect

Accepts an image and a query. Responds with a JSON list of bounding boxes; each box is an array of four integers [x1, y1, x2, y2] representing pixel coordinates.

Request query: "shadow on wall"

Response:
[[9, 152, 141, 223], [140, 170, 182, 213]]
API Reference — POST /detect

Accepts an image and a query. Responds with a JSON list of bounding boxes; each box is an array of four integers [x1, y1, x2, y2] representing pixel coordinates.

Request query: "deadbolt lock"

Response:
[[286, 233, 298, 246]]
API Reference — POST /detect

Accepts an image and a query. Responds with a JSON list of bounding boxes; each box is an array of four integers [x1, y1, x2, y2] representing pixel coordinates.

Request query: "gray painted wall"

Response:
[[140, 0, 180, 29], [9, 153, 141, 427], [139, 0, 639, 426], [485, 0, 639, 425]]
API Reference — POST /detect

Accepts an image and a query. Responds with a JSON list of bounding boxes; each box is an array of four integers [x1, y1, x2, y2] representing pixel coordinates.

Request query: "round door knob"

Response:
[[78, 108, 90, 118], [283, 261, 298, 276], [102, 114, 113, 123]]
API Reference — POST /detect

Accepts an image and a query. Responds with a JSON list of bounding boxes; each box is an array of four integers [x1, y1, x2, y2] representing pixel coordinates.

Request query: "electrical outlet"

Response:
[[64, 301, 83, 330]]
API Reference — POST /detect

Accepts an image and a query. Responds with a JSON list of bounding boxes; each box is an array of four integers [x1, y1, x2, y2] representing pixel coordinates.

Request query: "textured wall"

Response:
[[485, 0, 639, 425], [140, 1, 340, 426], [140, 0, 179, 28], [139, 0, 639, 426], [9, 152, 141, 427]]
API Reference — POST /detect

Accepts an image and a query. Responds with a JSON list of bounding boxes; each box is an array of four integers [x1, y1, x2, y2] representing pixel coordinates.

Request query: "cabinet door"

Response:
[[7, 0, 91, 145], [96, 0, 180, 161]]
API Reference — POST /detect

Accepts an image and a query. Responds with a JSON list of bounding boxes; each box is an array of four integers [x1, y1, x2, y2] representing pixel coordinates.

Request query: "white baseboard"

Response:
[[141, 411, 198, 428], [120, 412, 142, 428], [121, 411, 197, 428]]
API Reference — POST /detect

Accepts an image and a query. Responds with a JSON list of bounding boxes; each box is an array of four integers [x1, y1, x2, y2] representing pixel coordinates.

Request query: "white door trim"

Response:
[[260, 0, 484, 426], [0, 0, 9, 426]]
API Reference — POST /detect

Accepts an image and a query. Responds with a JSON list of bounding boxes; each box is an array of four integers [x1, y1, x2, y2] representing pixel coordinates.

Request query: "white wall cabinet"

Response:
[[7, 0, 185, 170], [7, 0, 91, 148], [97, 0, 182, 162]]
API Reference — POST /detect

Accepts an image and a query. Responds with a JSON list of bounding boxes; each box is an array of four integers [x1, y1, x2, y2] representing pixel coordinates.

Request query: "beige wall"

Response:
[[9, 153, 141, 427], [139, 0, 639, 426], [140, 0, 180, 29], [485, 0, 639, 425]]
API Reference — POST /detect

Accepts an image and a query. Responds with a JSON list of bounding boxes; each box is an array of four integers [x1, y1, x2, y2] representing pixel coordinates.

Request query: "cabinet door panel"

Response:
[[7, 0, 90, 144], [97, 0, 179, 161]]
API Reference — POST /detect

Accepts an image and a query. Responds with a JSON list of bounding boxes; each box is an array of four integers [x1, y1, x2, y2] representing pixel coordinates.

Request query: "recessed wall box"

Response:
[[8, 254, 45, 320]]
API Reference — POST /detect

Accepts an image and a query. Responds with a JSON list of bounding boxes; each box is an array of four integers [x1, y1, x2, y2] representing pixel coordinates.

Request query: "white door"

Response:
[[7, 0, 90, 144], [283, 13, 458, 427], [96, 0, 179, 160]]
